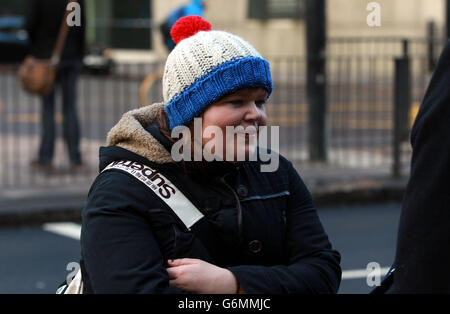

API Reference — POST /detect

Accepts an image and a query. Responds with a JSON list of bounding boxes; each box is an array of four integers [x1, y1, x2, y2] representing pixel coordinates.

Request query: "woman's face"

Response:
[[199, 87, 268, 161]]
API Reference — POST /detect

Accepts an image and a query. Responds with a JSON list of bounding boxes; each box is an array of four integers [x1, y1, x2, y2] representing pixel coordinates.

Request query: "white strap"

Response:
[[102, 160, 204, 230]]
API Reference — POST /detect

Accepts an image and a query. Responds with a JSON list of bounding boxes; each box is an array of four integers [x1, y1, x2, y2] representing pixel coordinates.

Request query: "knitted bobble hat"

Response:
[[163, 15, 273, 130]]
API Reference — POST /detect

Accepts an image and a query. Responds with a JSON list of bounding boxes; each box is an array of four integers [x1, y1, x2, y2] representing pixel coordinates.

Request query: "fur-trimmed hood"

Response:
[[106, 103, 173, 164]]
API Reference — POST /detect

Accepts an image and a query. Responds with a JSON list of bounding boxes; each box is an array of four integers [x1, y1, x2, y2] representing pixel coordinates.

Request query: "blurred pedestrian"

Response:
[[160, 0, 208, 52], [25, 0, 85, 170], [391, 40, 450, 293], [71, 16, 341, 294]]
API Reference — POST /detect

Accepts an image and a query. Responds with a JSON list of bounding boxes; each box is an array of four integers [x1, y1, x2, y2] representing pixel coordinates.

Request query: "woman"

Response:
[[79, 16, 341, 294]]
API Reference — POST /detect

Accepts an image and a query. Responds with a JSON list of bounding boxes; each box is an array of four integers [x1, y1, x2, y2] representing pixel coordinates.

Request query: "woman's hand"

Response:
[[166, 258, 240, 294]]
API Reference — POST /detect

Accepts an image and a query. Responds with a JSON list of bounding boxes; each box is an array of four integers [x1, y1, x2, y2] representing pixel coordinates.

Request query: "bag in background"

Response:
[[18, 56, 56, 97]]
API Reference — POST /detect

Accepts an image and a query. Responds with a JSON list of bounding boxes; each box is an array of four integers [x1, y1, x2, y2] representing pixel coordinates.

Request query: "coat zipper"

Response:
[[172, 224, 179, 258], [218, 175, 243, 245]]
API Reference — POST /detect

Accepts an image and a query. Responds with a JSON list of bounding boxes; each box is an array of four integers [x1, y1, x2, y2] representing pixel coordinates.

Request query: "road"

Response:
[[320, 202, 400, 293], [0, 202, 401, 294]]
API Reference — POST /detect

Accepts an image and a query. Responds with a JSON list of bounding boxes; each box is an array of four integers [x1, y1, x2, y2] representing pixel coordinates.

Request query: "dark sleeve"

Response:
[[227, 161, 342, 294], [81, 171, 188, 294], [25, 0, 40, 43], [393, 41, 450, 293]]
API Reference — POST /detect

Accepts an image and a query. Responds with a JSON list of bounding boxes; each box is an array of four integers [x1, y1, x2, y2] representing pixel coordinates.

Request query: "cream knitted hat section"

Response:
[[162, 16, 273, 130]]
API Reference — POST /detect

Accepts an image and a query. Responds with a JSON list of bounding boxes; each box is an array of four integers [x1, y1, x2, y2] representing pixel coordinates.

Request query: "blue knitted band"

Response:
[[164, 56, 273, 130]]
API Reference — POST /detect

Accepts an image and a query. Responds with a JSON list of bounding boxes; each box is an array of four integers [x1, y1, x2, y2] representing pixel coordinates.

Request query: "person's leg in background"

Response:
[[60, 61, 82, 168], [33, 87, 56, 168]]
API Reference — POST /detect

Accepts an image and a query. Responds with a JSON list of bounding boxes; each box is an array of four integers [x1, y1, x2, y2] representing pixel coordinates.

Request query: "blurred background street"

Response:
[[1, 0, 450, 294]]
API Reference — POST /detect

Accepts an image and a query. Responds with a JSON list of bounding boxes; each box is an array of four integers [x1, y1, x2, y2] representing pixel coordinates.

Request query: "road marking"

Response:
[[342, 267, 390, 280], [43, 222, 81, 240], [42, 222, 392, 281]]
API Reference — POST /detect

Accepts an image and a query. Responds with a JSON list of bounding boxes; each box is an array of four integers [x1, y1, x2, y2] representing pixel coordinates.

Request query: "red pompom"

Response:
[[170, 15, 212, 45]]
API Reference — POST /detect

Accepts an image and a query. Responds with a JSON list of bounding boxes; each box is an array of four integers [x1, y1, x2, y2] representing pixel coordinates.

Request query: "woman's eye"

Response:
[[226, 99, 266, 107], [229, 100, 243, 106], [256, 100, 267, 107]]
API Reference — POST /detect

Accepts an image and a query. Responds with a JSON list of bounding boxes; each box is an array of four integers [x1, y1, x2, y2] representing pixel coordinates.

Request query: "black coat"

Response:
[[79, 103, 341, 294], [25, 0, 85, 61], [393, 40, 450, 293]]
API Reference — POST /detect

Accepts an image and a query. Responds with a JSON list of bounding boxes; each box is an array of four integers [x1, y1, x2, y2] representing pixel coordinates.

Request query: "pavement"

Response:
[[0, 185, 88, 227], [296, 162, 409, 206], [0, 160, 409, 228]]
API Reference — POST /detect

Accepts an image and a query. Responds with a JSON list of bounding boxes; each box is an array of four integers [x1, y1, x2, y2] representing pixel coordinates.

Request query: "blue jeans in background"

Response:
[[38, 61, 82, 166]]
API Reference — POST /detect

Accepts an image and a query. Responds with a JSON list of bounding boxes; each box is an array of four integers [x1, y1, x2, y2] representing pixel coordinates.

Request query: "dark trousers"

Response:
[[38, 61, 82, 165]]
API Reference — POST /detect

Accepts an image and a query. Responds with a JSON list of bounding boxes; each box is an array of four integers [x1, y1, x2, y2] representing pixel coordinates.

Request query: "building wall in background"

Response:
[[152, 0, 446, 59], [3, 0, 443, 61], [88, 0, 151, 50], [328, 0, 445, 38]]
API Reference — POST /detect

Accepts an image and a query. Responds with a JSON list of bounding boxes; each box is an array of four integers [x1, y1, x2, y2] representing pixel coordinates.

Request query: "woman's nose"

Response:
[[244, 102, 262, 121]]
